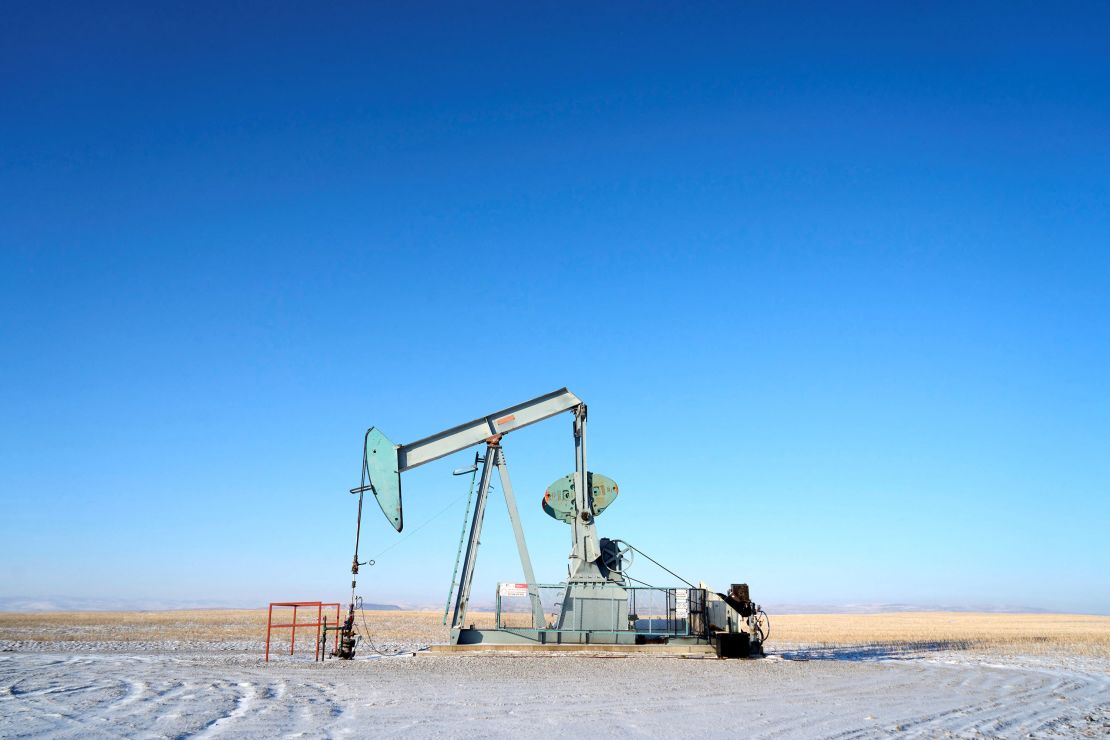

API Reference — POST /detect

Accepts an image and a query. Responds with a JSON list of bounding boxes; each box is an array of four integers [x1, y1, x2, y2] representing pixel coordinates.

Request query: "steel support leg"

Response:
[[495, 446, 546, 629], [450, 442, 497, 636]]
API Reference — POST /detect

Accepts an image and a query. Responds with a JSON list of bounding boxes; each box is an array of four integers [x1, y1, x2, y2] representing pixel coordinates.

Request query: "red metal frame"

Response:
[[264, 601, 341, 662]]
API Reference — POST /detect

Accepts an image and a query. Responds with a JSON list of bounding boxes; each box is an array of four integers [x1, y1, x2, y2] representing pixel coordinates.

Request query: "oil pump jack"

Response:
[[341, 388, 767, 656]]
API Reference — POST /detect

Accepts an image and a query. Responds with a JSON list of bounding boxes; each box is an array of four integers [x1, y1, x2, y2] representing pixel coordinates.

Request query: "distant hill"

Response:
[[763, 602, 1054, 614], [0, 596, 401, 612]]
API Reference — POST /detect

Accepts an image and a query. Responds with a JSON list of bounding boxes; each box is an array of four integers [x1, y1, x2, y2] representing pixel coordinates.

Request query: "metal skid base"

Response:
[[428, 642, 715, 657], [454, 628, 710, 646], [455, 628, 636, 645]]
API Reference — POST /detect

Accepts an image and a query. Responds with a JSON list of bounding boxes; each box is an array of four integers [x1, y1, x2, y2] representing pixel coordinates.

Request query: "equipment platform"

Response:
[[423, 643, 716, 657]]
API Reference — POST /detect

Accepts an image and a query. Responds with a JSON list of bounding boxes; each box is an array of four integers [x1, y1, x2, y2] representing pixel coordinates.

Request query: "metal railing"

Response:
[[264, 601, 341, 662], [493, 583, 707, 638]]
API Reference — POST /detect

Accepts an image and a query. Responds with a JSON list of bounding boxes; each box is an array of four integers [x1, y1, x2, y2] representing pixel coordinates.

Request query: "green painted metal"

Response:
[[443, 464, 480, 624], [363, 427, 403, 531], [542, 471, 618, 524]]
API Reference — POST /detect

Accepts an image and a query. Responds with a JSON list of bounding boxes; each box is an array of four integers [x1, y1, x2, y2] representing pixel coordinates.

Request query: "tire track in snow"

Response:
[[1, 650, 1107, 737]]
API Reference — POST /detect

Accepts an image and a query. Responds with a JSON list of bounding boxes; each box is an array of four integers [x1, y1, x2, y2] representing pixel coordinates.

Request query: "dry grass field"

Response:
[[2, 609, 1108, 658], [771, 612, 1110, 658]]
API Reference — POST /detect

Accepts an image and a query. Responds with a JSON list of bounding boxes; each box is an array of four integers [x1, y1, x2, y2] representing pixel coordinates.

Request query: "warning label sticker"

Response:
[[675, 589, 689, 617], [498, 583, 529, 597]]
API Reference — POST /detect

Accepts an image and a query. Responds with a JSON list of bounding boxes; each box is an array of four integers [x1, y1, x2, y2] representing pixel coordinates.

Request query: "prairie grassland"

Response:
[[0, 609, 274, 642], [770, 612, 1110, 658], [0, 609, 447, 646], [2, 609, 1108, 657]]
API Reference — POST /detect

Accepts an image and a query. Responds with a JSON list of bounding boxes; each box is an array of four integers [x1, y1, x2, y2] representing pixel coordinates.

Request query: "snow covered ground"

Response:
[[2, 640, 1107, 738]]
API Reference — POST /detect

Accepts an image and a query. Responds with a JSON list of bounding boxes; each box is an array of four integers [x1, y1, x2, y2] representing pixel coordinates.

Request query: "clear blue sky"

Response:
[[2, 2, 1108, 614]]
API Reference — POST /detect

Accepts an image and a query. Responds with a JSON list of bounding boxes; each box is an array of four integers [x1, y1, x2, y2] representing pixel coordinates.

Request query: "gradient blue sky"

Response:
[[2, 2, 1108, 613]]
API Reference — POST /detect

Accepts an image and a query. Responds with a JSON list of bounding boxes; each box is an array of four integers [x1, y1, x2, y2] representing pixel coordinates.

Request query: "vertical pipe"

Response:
[[291, 605, 297, 655], [265, 603, 273, 662], [315, 603, 322, 661]]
